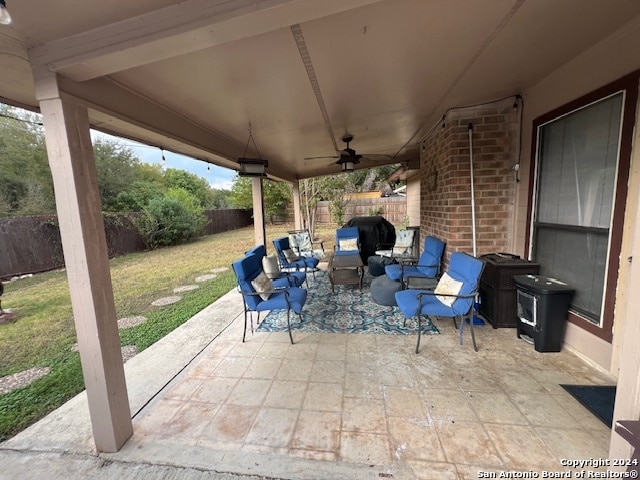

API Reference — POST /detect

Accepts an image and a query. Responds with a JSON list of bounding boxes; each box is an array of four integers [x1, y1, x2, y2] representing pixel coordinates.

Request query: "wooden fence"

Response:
[[0, 209, 252, 279], [315, 196, 407, 225]]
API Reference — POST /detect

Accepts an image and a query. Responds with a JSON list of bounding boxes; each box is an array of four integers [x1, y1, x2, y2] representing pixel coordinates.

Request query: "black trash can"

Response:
[[513, 274, 575, 352]]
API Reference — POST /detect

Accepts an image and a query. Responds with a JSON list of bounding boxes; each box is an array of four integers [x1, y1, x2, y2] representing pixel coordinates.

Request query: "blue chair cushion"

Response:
[[255, 287, 307, 314], [302, 256, 319, 269], [395, 289, 458, 318]]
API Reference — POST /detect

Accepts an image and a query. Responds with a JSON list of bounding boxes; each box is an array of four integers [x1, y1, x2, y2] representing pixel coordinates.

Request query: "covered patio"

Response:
[[2, 273, 613, 479], [1, 0, 640, 471]]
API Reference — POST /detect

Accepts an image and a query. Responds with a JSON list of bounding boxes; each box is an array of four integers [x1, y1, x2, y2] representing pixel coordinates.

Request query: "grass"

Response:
[[0, 222, 339, 441]]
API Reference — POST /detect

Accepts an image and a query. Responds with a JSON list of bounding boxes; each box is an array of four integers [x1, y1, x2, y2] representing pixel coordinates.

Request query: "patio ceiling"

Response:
[[1, 0, 640, 182]]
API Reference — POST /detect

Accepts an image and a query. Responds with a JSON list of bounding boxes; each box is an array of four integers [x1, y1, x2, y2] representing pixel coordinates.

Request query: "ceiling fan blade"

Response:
[[360, 154, 393, 161], [304, 155, 340, 160]]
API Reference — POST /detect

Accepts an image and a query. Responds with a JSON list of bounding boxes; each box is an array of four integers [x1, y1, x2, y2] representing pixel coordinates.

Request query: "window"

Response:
[[528, 72, 639, 343], [532, 93, 623, 326]]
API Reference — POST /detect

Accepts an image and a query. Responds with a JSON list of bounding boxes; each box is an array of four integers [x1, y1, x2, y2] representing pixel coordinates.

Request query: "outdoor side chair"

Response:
[[232, 253, 307, 344], [334, 227, 360, 256], [395, 251, 485, 354], [245, 244, 306, 288], [375, 228, 416, 261], [273, 236, 320, 279], [385, 235, 445, 289], [287, 229, 325, 260]]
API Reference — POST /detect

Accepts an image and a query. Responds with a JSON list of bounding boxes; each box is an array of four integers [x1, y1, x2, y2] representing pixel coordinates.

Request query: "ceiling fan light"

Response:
[[0, 0, 11, 25], [341, 161, 354, 172]]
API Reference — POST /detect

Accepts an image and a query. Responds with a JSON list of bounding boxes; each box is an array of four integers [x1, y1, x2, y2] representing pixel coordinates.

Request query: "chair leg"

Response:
[[415, 314, 422, 354], [242, 309, 248, 342], [286, 308, 294, 345], [452, 316, 458, 330], [458, 314, 479, 352], [469, 313, 479, 352]]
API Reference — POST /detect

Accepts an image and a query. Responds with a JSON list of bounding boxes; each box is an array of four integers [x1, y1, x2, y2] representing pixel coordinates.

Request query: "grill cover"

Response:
[[342, 216, 396, 264]]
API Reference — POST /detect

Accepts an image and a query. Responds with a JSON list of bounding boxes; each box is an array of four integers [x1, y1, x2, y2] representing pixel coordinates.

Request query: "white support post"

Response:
[[292, 181, 302, 230], [251, 176, 266, 246], [33, 70, 132, 452]]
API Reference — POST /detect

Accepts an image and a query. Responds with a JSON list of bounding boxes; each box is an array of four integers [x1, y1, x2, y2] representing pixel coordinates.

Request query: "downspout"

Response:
[[469, 123, 477, 257]]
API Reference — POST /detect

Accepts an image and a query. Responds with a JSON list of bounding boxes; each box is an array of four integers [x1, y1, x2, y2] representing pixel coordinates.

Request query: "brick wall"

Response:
[[420, 99, 518, 263]]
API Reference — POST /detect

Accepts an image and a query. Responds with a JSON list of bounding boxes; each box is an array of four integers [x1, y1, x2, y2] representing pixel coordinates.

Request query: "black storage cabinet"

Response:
[[478, 254, 540, 328], [513, 274, 575, 352]]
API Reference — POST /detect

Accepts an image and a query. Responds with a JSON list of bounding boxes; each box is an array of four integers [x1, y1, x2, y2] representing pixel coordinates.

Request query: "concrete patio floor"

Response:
[[0, 272, 616, 479]]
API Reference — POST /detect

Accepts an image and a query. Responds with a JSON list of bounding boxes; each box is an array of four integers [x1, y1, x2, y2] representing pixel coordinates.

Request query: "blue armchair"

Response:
[[385, 236, 445, 289], [334, 227, 360, 256], [395, 251, 484, 354], [273, 236, 320, 279], [232, 253, 307, 344], [245, 244, 306, 287]]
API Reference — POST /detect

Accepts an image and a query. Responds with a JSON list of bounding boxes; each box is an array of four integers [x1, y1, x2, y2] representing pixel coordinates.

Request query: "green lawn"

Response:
[[0, 223, 338, 441]]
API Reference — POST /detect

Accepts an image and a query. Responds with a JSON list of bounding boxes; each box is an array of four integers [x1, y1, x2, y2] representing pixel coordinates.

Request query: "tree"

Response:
[[93, 139, 140, 211], [164, 168, 213, 208], [209, 188, 234, 209], [0, 105, 53, 216], [114, 181, 165, 212], [319, 174, 356, 225], [230, 175, 292, 223]]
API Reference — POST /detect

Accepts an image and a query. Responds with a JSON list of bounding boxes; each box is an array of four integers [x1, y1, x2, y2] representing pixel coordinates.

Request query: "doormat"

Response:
[[560, 384, 616, 428]]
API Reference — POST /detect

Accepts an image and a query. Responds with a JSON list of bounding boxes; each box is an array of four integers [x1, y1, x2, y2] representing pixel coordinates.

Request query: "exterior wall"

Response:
[[516, 18, 640, 373], [512, 19, 640, 460], [419, 99, 519, 262]]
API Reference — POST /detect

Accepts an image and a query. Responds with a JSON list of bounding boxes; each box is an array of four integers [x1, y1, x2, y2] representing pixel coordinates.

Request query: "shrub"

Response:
[[136, 195, 204, 248]]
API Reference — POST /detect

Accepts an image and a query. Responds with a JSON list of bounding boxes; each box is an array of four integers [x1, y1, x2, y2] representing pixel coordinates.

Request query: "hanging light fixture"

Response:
[[238, 125, 268, 177], [0, 0, 12, 25], [340, 160, 355, 172]]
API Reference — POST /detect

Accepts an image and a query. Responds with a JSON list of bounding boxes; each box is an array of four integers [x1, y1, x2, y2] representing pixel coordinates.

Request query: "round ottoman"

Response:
[[370, 274, 402, 306], [367, 255, 393, 277]]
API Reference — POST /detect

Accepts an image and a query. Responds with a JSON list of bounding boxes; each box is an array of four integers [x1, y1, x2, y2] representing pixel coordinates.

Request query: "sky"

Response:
[[92, 131, 237, 190]]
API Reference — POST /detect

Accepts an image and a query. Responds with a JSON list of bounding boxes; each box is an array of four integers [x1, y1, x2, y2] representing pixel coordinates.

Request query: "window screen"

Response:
[[532, 92, 623, 325]]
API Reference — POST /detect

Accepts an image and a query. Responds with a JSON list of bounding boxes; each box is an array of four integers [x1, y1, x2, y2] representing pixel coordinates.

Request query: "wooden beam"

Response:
[[34, 70, 133, 452], [29, 0, 384, 81]]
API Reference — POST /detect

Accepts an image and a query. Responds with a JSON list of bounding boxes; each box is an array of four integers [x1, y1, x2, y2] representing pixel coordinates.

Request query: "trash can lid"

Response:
[[513, 274, 575, 294], [481, 253, 539, 266]]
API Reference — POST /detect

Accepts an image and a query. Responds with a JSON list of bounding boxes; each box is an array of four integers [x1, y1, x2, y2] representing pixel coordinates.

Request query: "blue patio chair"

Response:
[[245, 244, 306, 287], [385, 236, 445, 289], [334, 227, 360, 256], [273, 236, 320, 279], [395, 251, 485, 354], [232, 253, 307, 344]]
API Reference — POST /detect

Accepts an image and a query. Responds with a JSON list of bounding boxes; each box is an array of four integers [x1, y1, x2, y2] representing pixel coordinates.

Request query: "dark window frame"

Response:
[[525, 71, 639, 343]]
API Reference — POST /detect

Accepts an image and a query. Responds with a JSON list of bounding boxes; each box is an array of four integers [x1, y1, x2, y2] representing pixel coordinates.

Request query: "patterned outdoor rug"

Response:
[[257, 272, 440, 335]]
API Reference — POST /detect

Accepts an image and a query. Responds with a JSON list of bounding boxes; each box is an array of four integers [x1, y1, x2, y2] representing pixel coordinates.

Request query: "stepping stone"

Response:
[[117, 316, 147, 329], [121, 345, 137, 363], [211, 267, 228, 273], [173, 285, 199, 293], [0, 366, 51, 395], [195, 273, 217, 283], [151, 295, 181, 307]]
